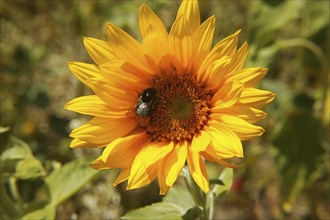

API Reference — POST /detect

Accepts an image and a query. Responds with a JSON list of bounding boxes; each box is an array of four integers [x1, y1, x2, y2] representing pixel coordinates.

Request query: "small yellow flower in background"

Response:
[[65, 0, 275, 194]]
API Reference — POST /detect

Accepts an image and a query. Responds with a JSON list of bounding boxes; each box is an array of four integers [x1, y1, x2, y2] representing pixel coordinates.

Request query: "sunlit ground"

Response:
[[1, 1, 329, 219]]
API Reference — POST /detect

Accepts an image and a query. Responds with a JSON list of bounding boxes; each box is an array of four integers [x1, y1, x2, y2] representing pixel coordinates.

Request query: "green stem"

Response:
[[182, 167, 214, 220], [182, 167, 202, 207], [207, 192, 214, 220], [201, 192, 208, 220]]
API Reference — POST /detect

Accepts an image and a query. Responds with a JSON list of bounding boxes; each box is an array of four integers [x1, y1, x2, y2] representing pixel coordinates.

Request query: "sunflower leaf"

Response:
[[1, 136, 46, 179], [1, 136, 32, 161], [15, 157, 46, 179], [182, 206, 203, 220], [163, 185, 195, 212], [212, 167, 233, 198], [0, 136, 47, 219], [20, 205, 55, 220], [45, 158, 100, 206], [121, 202, 184, 220], [209, 179, 224, 186]]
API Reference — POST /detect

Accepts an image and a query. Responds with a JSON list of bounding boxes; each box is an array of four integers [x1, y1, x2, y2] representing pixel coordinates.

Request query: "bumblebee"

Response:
[[135, 87, 158, 118]]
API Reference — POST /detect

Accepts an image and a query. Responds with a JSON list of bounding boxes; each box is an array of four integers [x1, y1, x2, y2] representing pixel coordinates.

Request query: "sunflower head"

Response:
[[65, 0, 275, 194]]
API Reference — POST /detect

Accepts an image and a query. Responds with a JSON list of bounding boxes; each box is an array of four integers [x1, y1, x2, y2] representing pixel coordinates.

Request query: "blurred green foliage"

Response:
[[122, 167, 233, 219], [1, 0, 329, 219], [1, 134, 99, 219]]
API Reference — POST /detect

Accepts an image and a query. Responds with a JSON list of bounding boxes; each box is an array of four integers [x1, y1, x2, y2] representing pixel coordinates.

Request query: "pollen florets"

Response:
[[145, 72, 211, 142]]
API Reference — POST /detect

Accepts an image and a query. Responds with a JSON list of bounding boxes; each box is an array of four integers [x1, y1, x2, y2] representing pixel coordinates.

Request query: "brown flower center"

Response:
[[144, 72, 211, 142]]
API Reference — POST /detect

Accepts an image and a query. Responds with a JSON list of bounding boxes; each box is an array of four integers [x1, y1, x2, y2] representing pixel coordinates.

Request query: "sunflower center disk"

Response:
[[146, 73, 211, 142]]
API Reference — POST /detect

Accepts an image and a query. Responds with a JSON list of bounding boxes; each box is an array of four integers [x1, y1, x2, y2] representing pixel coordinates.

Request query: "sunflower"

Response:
[[65, 0, 275, 194]]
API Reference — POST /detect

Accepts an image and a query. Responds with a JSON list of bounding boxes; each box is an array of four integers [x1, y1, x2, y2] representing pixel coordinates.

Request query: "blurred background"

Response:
[[1, 0, 329, 219]]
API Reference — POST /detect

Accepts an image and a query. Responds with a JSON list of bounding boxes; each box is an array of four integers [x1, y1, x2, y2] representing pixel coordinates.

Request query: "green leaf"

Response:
[[0, 177, 22, 219], [302, 1, 329, 37], [209, 179, 224, 186], [163, 185, 195, 212], [20, 205, 55, 220], [0, 136, 47, 219], [122, 202, 184, 220], [0, 126, 10, 134], [1, 136, 45, 179], [45, 158, 99, 206], [182, 206, 203, 220], [259, 79, 293, 121], [249, 0, 304, 45], [1, 136, 32, 161], [212, 168, 233, 197], [4, 157, 99, 220], [247, 43, 280, 68], [272, 95, 326, 205], [15, 157, 46, 179]]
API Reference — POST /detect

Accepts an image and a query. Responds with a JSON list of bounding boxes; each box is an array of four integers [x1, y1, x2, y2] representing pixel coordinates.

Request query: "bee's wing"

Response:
[[126, 96, 140, 117]]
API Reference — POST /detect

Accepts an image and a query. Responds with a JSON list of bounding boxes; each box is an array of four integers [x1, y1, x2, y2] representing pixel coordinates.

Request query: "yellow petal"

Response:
[[169, 15, 195, 73], [212, 106, 267, 124], [69, 61, 134, 111], [199, 30, 240, 75], [176, 0, 200, 33], [83, 37, 116, 65], [88, 81, 135, 110], [191, 130, 211, 152], [193, 16, 215, 72], [239, 88, 276, 109], [70, 138, 102, 148], [68, 62, 134, 108], [158, 142, 187, 194], [165, 142, 188, 187], [70, 117, 137, 146], [100, 60, 151, 89], [203, 56, 231, 90], [142, 25, 171, 73], [170, 13, 193, 38], [211, 81, 243, 108], [133, 142, 174, 169], [106, 23, 154, 75], [68, 62, 99, 89], [216, 114, 265, 140], [127, 162, 158, 190], [113, 169, 130, 186], [90, 156, 109, 170], [225, 67, 267, 88], [100, 132, 150, 168], [139, 4, 167, 38], [206, 119, 243, 158], [193, 16, 215, 74], [159, 184, 170, 195], [201, 150, 242, 168], [88, 69, 143, 110], [65, 95, 126, 118], [128, 142, 174, 189], [226, 42, 249, 73], [158, 166, 167, 195], [187, 150, 209, 193]]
